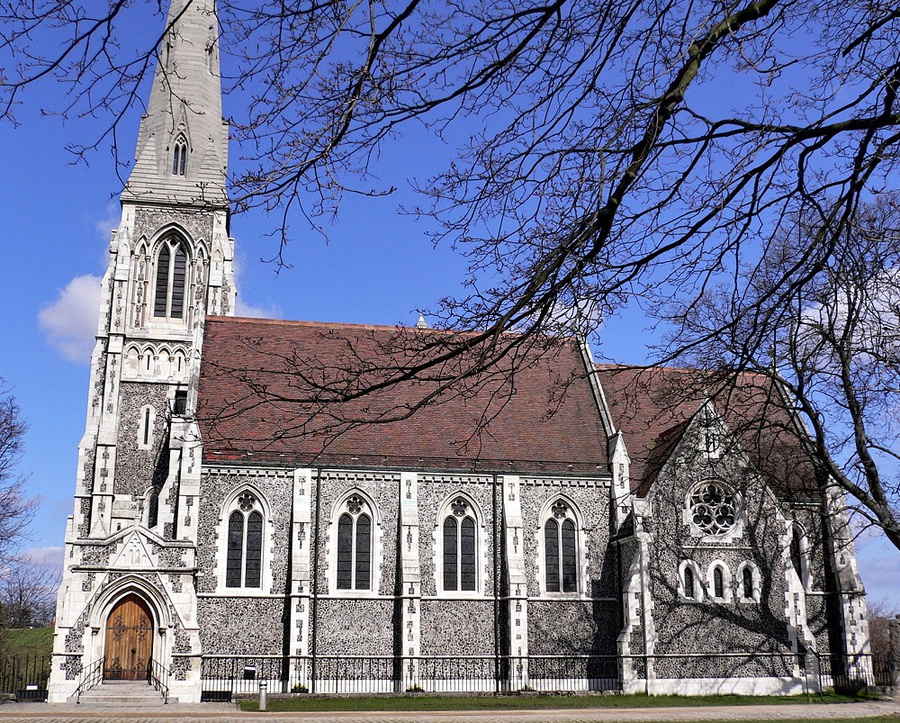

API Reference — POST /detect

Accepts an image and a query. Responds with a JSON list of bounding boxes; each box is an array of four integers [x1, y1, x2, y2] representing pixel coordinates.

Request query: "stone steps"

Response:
[[70, 681, 173, 706]]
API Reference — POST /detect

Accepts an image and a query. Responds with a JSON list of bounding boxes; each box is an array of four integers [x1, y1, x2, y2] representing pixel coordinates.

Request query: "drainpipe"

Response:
[[492, 473, 500, 693]]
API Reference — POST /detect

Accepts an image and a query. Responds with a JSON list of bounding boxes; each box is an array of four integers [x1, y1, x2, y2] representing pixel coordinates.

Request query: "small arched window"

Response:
[[137, 404, 155, 450], [147, 488, 159, 529], [172, 136, 187, 176], [707, 561, 732, 602], [684, 566, 695, 598], [737, 561, 760, 603], [443, 497, 478, 592], [713, 566, 725, 599], [225, 492, 264, 589], [153, 236, 188, 319], [336, 495, 372, 590], [790, 527, 803, 579], [544, 500, 579, 593], [679, 559, 703, 602]]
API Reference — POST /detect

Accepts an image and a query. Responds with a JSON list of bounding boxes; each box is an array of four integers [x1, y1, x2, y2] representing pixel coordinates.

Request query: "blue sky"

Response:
[[0, 32, 897, 610]]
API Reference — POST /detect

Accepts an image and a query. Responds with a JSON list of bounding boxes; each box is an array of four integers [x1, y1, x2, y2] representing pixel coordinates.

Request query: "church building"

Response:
[[48, 0, 870, 703]]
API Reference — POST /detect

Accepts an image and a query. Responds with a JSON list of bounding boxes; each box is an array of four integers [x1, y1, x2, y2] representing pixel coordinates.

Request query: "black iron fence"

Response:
[[816, 652, 895, 690], [0, 655, 51, 700], [200, 654, 622, 698], [199, 651, 894, 700]]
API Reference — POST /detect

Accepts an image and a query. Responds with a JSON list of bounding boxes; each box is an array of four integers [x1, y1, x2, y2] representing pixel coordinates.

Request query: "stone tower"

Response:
[[48, 0, 233, 702]]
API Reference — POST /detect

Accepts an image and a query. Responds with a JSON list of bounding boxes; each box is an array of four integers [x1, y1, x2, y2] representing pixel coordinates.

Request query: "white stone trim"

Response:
[[627, 676, 811, 696]]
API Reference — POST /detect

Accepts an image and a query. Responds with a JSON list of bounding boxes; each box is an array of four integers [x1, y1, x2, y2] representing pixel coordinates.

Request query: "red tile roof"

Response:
[[596, 365, 819, 499], [197, 317, 609, 474]]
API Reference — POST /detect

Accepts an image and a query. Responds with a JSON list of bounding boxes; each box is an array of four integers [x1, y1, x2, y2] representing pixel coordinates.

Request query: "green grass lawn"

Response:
[[238, 691, 882, 713], [0, 628, 53, 658]]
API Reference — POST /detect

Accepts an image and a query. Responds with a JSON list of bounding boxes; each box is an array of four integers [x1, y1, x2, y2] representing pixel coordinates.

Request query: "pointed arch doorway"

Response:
[[104, 594, 154, 680]]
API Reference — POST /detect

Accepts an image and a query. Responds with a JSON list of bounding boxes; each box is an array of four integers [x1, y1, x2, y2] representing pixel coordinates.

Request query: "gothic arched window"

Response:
[[713, 566, 725, 599], [678, 559, 703, 602], [336, 495, 372, 590], [172, 136, 187, 176], [146, 487, 159, 529], [739, 563, 757, 602], [225, 492, 264, 588], [442, 497, 478, 592], [707, 560, 733, 602], [153, 237, 188, 319], [544, 500, 579, 593]]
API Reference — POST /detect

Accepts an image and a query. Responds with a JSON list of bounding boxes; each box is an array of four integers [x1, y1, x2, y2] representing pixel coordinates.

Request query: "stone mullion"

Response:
[[399, 472, 421, 690]]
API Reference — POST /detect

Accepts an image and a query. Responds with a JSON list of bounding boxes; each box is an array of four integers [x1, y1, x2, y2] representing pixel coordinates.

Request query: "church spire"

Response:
[[125, 0, 228, 207]]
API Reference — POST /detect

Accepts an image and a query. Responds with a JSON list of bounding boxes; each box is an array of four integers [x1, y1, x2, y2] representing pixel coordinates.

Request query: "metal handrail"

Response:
[[147, 658, 170, 704], [74, 657, 105, 704]]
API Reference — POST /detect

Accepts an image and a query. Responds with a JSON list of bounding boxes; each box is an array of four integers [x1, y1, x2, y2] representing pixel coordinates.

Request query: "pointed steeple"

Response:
[[124, 0, 228, 207]]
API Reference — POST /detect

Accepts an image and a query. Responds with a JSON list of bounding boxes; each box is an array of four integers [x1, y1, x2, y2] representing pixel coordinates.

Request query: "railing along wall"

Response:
[[199, 651, 889, 700]]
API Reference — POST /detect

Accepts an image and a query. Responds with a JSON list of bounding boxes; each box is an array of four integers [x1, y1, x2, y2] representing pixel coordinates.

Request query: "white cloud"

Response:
[[235, 298, 276, 318], [19, 546, 65, 569], [94, 203, 120, 242], [233, 254, 280, 319], [38, 275, 102, 364]]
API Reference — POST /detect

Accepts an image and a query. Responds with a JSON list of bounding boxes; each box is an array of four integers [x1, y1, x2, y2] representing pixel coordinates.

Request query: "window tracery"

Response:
[[688, 481, 737, 536]]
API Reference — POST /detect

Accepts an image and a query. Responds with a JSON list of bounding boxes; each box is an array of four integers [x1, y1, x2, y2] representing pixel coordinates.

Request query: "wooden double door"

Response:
[[104, 594, 154, 680]]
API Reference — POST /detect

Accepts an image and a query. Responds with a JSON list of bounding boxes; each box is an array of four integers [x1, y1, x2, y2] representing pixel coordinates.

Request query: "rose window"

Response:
[[689, 482, 736, 536]]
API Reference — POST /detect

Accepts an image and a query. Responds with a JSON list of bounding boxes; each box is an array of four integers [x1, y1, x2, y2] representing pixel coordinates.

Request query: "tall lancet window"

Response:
[[336, 495, 373, 590], [442, 497, 478, 592], [544, 500, 579, 593], [172, 135, 187, 176], [153, 236, 188, 319], [225, 492, 264, 589]]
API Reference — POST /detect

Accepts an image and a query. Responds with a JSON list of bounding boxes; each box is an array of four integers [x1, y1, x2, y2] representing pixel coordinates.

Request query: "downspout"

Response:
[[492, 473, 500, 693]]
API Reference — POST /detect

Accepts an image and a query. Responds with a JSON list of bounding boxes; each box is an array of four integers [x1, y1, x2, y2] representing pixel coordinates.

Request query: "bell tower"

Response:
[[49, 0, 233, 702]]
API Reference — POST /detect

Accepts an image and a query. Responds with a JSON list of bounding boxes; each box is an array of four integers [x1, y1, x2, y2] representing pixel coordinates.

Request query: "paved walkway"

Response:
[[0, 698, 898, 723]]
